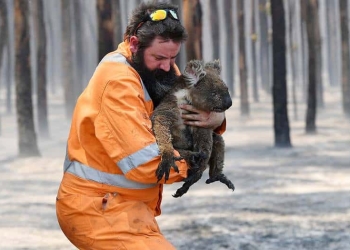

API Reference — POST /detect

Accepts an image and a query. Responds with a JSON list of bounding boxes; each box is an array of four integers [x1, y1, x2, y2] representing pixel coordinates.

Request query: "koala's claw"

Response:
[[206, 174, 235, 191], [156, 154, 183, 183]]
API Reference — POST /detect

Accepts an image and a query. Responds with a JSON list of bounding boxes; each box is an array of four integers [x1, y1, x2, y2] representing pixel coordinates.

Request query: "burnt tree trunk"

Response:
[[237, 0, 249, 116], [0, 0, 8, 136], [271, 0, 291, 147], [61, 0, 75, 119], [259, 0, 271, 92], [183, 0, 202, 60], [340, 0, 350, 118], [14, 0, 40, 157], [111, 0, 123, 46], [97, 0, 114, 61], [34, 0, 49, 138], [304, 0, 318, 133], [313, 0, 323, 109], [73, 0, 84, 97], [224, 0, 234, 95], [251, 0, 259, 102], [210, 0, 219, 60], [0, 0, 7, 68], [288, 0, 298, 120]]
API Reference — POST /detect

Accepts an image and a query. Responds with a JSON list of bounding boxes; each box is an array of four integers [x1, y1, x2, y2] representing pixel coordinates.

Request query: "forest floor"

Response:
[[0, 86, 349, 250]]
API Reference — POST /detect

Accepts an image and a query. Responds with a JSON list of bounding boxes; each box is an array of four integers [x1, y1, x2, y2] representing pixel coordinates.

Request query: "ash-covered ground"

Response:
[[0, 87, 349, 250]]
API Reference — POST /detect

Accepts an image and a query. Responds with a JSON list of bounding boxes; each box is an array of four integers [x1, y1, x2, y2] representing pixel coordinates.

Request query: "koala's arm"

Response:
[[151, 108, 190, 182]]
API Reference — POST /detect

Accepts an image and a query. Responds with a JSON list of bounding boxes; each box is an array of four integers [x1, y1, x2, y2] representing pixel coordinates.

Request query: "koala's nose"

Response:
[[223, 95, 232, 110]]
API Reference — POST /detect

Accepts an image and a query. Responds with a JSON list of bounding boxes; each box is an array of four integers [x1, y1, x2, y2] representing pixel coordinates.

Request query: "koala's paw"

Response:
[[156, 153, 182, 183], [206, 174, 235, 191]]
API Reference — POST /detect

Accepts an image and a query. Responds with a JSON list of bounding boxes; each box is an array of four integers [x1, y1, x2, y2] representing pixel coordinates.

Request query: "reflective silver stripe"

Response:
[[100, 53, 128, 65], [118, 143, 160, 174], [99, 53, 151, 101], [64, 155, 156, 189]]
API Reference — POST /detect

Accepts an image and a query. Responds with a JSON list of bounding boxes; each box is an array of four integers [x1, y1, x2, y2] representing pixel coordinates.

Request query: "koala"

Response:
[[151, 59, 235, 198]]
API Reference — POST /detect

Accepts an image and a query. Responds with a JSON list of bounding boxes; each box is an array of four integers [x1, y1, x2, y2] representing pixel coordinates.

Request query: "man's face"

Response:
[[142, 37, 181, 72], [130, 37, 181, 107]]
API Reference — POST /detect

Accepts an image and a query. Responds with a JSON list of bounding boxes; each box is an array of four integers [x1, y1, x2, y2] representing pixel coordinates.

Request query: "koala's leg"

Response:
[[173, 171, 203, 198], [205, 133, 235, 191], [192, 128, 213, 170], [172, 129, 212, 198]]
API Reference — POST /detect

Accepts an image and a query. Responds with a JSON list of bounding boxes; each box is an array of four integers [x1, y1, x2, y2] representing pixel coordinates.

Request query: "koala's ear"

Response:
[[205, 59, 221, 75], [183, 60, 206, 86]]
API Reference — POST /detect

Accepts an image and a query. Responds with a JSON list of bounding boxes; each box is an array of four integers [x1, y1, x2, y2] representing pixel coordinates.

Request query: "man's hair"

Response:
[[124, 1, 187, 50]]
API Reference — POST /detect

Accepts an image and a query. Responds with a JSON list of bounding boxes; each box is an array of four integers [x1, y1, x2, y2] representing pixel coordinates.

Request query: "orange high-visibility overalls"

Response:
[[56, 41, 226, 250]]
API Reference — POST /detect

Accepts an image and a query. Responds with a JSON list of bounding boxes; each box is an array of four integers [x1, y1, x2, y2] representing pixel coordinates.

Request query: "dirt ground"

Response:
[[0, 87, 349, 250]]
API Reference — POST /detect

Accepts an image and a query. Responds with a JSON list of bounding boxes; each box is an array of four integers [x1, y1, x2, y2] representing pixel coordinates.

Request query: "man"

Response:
[[56, 2, 226, 249]]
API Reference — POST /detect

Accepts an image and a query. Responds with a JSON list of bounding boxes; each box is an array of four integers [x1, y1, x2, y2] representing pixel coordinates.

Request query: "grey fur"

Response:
[[151, 60, 235, 197]]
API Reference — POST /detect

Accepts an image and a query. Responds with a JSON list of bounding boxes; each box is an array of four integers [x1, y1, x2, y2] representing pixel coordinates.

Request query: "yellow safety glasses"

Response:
[[134, 9, 179, 35], [148, 9, 179, 21]]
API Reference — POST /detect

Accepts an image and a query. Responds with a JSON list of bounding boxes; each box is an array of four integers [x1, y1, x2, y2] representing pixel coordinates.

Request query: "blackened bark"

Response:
[[305, 0, 318, 133], [73, 0, 84, 96], [313, 0, 323, 109], [251, 0, 259, 102], [224, 0, 235, 95], [35, 0, 49, 138], [340, 0, 350, 118], [288, 1, 298, 120], [0, 0, 8, 136], [111, 0, 122, 46], [61, 0, 75, 119], [271, 0, 292, 147], [259, 0, 271, 92], [97, 0, 114, 61], [15, 0, 40, 157], [183, 0, 202, 60], [237, 0, 249, 116], [210, 0, 219, 60], [0, 0, 7, 67]]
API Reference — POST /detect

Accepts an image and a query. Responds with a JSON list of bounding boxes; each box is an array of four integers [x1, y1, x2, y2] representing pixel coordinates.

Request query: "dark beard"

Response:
[[130, 50, 178, 108]]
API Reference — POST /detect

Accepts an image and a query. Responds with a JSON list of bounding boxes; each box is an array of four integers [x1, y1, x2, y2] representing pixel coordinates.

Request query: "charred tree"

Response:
[[237, 0, 250, 116], [251, 0, 259, 102], [313, 0, 324, 109], [209, 0, 219, 60], [271, 0, 291, 147], [174, 0, 186, 70], [0, 0, 8, 136], [97, 0, 114, 61], [224, 0, 235, 95], [111, 0, 123, 46], [259, 0, 271, 92], [14, 0, 40, 157], [287, 0, 298, 120], [340, 0, 350, 118], [304, 0, 318, 133], [61, 0, 75, 119], [72, 0, 85, 97], [183, 0, 202, 60], [0, 0, 7, 69], [33, 0, 49, 138]]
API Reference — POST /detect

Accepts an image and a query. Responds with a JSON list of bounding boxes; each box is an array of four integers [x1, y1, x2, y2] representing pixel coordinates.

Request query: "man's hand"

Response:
[[180, 104, 225, 130]]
